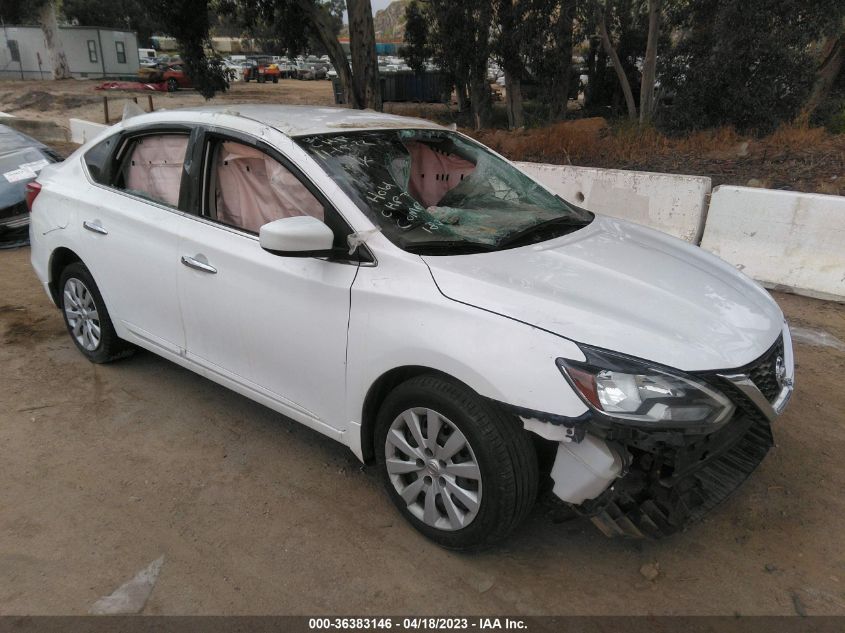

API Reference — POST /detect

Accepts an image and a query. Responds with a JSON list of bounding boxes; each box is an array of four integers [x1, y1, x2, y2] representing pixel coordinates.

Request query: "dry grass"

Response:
[[465, 120, 845, 194]]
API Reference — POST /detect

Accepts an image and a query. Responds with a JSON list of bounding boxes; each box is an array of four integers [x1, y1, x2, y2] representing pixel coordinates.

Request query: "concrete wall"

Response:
[[0, 26, 138, 79], [69, 118, 107, 144], [701, 186, 845, 302], [516, 162, 711, 243]]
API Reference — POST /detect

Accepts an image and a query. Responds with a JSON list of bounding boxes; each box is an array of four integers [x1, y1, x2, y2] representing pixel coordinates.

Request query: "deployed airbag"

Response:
[[214, 141, 324, 233], [125, 135, 188, 207]]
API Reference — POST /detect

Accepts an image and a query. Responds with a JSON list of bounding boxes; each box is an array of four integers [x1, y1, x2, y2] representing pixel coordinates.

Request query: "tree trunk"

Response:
[[598, 3, 637, 121], [455, 80, 469, 112], [39, 2, 71, 80], [469, 76, 492, 130], [347, 0, 382, 110], [547, 0, 576, 120], [297, 0, 356, 106], [639, 0, 661, 124], [797, 30, 844, 124], [584, 36, 598, 108], [504, 69, 524, 129], [469, 1, 493, 129]]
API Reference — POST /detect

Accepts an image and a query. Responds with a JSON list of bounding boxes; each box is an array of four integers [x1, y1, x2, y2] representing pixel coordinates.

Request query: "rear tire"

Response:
[[272, 76, 278, 84], [375, 374, 538, 551], [58, 262, 134, 364], [167, 78, 178, 92]]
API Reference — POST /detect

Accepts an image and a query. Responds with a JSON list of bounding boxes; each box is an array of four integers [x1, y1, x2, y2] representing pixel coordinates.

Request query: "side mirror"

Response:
[[259, 216, 335, 257]]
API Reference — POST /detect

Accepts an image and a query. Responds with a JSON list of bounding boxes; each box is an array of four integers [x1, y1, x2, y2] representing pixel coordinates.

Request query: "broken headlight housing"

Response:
[[557, 346, 735, 429]]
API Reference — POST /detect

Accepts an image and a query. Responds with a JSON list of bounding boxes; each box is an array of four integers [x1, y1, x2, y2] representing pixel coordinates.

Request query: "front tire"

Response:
[[167, 78, 178, 92], [59, 262, 134, 364], [375, 374, 538, 550]]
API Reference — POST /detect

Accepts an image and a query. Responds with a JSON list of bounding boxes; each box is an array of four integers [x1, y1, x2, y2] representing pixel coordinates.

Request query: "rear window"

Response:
[[84, 135, 119, 185], [114, 134, 189, 207]]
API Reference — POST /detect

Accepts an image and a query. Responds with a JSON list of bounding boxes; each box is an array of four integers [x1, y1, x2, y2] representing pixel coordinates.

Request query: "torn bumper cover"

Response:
[[583, 402, 773, 538], [518, 331, 794, 538]]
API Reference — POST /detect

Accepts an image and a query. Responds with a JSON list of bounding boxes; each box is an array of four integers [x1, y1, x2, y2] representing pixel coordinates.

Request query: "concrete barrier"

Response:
[[701, 186, 845, 302], [516, 162, 711, 243], [69, 118, 108, 144]]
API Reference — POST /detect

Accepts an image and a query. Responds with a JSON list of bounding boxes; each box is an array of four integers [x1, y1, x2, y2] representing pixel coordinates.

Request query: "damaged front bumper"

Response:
[[524, 327, 795, 538]]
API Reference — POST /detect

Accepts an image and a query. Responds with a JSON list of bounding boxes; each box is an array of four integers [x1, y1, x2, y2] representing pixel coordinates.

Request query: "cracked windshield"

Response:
[[296, 130, 593, 253]]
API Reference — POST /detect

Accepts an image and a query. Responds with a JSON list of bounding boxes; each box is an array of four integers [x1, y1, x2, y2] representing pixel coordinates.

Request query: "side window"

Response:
[[115, 41, 126, 64], [87, 40, 98, 63], [207, 140, 324, 234], [84, 134, 120, 185], [114, 134, 189, 207]]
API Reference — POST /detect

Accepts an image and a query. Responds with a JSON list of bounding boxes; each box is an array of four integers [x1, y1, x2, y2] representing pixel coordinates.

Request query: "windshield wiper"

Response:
[[403, 240, 497, 255], [495, 215, 592, 249]]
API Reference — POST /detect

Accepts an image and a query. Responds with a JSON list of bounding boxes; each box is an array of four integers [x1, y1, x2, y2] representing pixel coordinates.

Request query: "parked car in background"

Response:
[[28, 105, 794, 550], [221, 58, 243, 82], [137, 59, 181, 82], [277, 58, 297, 78], [295, 61, 327, 80], [0, 125, 60, 246], [161, 63, 192, 92], [242, 57, 281, 83], [138, 48, 158, 68]]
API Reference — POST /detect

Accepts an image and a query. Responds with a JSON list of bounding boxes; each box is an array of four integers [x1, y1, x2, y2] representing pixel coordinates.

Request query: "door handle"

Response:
[[181, 255, 217, 274], [83, 220, 108, 235]]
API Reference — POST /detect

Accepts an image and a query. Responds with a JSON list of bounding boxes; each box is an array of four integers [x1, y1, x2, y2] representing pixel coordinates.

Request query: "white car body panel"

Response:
[[177, 213, 357, 435], [423, 215, 784, 372], [344, 249, 589, 460]]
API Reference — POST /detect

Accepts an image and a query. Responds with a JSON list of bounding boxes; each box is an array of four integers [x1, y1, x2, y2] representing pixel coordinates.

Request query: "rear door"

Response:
[[175, 126, 361, 436], [78, 126, 199, 355]]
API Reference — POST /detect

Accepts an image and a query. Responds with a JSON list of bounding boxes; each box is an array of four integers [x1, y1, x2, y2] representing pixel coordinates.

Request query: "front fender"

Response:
[[345, 253, 589, 459]]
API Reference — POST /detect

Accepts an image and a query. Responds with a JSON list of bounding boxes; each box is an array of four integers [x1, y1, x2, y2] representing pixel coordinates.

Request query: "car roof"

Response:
[[125, 104, 445, 138]]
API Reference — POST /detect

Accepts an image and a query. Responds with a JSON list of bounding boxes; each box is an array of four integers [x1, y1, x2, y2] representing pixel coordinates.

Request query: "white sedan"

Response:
[[27, 105, 794, 549]]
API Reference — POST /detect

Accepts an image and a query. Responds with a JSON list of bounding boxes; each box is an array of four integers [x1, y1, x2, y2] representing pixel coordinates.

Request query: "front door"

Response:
[[176, 133, 358, 435]]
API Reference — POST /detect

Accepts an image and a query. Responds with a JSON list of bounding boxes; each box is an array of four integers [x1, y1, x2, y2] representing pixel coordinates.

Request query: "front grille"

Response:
[[746, 335, 784, 402]]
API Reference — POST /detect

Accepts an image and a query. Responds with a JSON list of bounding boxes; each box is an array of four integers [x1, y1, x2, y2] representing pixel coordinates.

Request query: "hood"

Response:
[[422, 216, 783, 372]]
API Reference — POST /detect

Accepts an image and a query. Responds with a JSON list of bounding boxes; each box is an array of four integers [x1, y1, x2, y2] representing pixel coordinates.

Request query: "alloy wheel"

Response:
[[63, 277, 101, 351]]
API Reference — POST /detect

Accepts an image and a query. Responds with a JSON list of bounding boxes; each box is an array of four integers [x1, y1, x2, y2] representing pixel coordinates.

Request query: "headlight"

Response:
[[557, 346, 735, 428]]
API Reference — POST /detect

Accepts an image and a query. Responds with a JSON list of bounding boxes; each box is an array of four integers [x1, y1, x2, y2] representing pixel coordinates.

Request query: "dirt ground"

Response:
[[1, 245, 844, 615], [0, 78, 337, 126]]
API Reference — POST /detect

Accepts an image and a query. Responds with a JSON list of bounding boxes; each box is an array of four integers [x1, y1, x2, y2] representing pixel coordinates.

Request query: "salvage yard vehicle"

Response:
[[162, 63, 192, 92], [27, 105, 794, 549], [1, 125, 60, 246], [242, 57, 281, 83]]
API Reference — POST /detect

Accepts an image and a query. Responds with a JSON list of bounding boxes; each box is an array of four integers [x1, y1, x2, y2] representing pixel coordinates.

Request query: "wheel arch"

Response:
[[48, 247, 83, 305], [360, 365, 485, 464]]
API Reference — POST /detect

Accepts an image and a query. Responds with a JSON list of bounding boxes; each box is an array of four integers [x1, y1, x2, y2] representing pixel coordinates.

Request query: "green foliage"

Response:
[[0, 0, 45, 23], [399, 1, 429, 74], [62, 0, 158, 46], [660, 0, 845, 133], [218, 0, 344, 58]]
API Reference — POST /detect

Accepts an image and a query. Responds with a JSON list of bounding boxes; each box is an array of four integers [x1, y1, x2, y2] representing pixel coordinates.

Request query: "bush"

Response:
[[659, 0, 842, 135]]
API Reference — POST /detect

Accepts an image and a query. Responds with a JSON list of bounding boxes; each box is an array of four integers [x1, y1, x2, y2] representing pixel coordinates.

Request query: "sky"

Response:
[[342, 0, 395, 23]]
